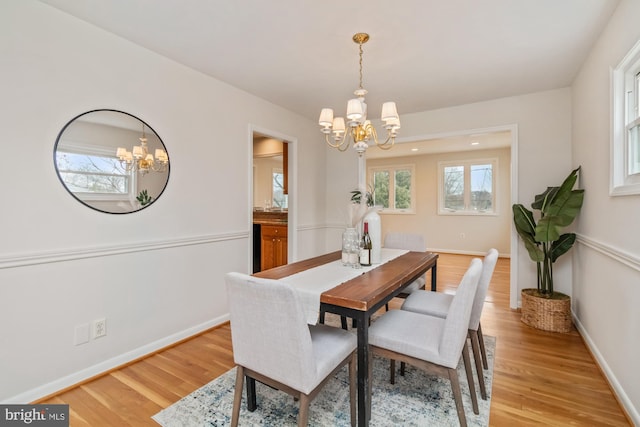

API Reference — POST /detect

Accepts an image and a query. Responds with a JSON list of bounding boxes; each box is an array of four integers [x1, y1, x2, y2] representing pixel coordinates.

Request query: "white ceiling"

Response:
[[38, 0, 619, 124]]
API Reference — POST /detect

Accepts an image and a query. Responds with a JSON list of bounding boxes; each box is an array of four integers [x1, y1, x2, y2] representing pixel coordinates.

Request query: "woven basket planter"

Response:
[[521, 289, 572, 333]]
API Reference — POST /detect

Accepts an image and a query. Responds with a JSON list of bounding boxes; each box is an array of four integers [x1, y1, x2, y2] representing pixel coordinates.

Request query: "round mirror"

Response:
[[54, 109, 170, 214]]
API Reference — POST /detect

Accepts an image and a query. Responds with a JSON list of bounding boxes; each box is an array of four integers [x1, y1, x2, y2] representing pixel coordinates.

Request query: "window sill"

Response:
[[378, 209, 415, 215], [610, 182, 640, 196], [438, 210, 498, 217]]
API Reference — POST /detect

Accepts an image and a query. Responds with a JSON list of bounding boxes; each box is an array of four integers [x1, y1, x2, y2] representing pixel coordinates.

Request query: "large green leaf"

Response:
[[513, 204, 535, 235], [550, 233, 576, 262], [545, 189, 584, 226], [535, 190, 584, 242], [531, 186, 558, 211], [513, 204, 544, 262]]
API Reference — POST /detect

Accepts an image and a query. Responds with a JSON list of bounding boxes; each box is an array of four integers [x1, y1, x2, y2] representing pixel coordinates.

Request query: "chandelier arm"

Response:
[[366, 124, 395, 150], [324, 133, 349, 151], [376, 135, 396, 150], [119, 160, 134, 172]]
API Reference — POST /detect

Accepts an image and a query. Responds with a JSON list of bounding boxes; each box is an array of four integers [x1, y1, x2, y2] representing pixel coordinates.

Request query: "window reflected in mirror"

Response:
[[54, 109, 170, 214]]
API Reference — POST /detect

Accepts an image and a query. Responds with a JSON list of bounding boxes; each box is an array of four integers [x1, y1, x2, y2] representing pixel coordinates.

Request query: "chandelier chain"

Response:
[[358, 42, 364, 90]]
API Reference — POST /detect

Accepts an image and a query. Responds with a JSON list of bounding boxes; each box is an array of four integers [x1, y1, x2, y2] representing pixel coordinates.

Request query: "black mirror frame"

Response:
[[53, 109, 170, 214]]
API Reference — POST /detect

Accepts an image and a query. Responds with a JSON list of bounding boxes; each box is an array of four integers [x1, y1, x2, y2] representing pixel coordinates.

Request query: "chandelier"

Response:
[[319, 33, 400, 156], [116, 124, 169, 175]]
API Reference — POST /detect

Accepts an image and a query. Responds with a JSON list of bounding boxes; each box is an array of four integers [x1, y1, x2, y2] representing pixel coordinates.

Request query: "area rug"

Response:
[[153, 336, 495, 426]]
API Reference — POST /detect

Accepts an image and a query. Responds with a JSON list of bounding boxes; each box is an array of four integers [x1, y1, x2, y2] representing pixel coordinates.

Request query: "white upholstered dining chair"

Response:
[[225, 272, 357, 427], [383, 232, 428, 296], [401, 248, 499, 400], [368, 258, 483, 427]]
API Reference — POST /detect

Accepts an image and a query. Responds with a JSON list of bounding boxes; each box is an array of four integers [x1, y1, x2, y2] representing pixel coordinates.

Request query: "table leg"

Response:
[[431, 261, 438, 291], [356, 311, 370, 426]]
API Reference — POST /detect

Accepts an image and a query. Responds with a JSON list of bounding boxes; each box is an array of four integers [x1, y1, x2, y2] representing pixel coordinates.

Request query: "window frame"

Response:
[[611, 38, 640, 196], [367, 164, 416, 214], [271, 167, 287, 208], [55, 141, 135, 202], [437, 158, 498, 216]]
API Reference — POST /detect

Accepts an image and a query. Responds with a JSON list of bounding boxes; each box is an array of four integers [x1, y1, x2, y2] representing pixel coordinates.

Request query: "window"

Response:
[[368, 165, 415, 213], [438, 159, 497, 215], [611, 39, 640, 195], [629, 70, 640, 175], [55, 144, 132, 201], [272, 169, 288, 208]]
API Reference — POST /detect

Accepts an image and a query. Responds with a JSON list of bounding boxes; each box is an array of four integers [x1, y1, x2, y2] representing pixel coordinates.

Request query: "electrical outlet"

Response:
[[93, 318, 107, 339]]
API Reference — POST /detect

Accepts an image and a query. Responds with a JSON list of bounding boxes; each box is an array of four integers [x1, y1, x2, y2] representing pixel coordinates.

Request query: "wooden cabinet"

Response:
[[260, 224, 288, 270]]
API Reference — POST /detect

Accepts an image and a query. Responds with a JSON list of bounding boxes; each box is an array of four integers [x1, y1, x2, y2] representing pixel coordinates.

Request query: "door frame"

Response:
[[248, 125, 298, 273], [392, 124, 519, 308]]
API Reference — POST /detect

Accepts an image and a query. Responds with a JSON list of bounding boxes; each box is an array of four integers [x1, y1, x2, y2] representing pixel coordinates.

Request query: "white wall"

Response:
[[0, 0, 325, 402], [571, 0, 640, 421]]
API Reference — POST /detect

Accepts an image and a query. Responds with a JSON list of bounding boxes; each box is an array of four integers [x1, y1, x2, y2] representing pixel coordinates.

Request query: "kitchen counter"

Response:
[[253, 210, 288, 224]]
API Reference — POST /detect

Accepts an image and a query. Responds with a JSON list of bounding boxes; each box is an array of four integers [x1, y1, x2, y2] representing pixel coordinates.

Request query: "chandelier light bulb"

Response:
[[319, 108, 334, 128], [346, 99, 364, 121], [381, 102, 399, 122]]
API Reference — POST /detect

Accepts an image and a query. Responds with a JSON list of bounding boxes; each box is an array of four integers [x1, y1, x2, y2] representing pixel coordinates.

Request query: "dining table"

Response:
[[254, 249, 439, 426]]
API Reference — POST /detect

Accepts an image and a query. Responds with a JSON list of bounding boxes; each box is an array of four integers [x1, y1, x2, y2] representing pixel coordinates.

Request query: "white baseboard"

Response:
[[4, 314, 230, 404], [572, 313, 639, 425]]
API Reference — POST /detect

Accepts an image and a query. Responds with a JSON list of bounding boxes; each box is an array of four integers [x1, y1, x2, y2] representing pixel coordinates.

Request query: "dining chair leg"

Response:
[[461, 342, 479, 415], [319, 310, 325, 324], [477, 323, 488, 369], [231, 366, 244, 427], [297, 394, 310, 427], [447, 367, 468, 427], [349, 353, 357, 427], [469, 330, 487, 400]]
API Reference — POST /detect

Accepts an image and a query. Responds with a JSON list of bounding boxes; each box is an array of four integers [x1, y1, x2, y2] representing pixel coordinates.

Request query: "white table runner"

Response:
[[280, 248, 409, 324]]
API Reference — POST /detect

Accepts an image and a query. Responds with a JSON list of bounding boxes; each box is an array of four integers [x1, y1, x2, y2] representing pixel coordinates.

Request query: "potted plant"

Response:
[[136, 189, 153, 206], [512, 166, 584, 332], [350, 189, 374, 207]]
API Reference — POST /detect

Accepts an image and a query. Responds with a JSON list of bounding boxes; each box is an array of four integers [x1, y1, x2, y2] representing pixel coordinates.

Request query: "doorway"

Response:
[[250, 127, 296, 273], [365, 124, 518, 308]]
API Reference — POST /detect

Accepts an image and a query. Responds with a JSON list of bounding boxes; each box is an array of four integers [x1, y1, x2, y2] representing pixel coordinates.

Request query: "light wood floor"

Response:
[[40, 253, 630, 426]]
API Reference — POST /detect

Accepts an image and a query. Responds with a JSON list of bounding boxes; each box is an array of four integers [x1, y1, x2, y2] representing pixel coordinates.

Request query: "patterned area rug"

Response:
[[153, 335, 495, 426]]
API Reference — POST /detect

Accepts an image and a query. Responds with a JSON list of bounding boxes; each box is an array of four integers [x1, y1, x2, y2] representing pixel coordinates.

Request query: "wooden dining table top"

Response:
[[254, 250, 439, 312]]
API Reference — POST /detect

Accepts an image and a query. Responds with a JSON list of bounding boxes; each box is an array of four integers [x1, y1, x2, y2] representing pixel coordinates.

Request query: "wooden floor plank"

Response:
[[38, 254, 630, 426]]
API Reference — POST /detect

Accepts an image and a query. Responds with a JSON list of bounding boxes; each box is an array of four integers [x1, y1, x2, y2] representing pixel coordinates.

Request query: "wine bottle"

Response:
[[360, 222, 372, 266]]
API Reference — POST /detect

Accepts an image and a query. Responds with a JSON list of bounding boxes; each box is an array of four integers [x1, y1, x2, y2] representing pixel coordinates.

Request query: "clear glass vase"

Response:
[[341, 227, 360, 268]]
